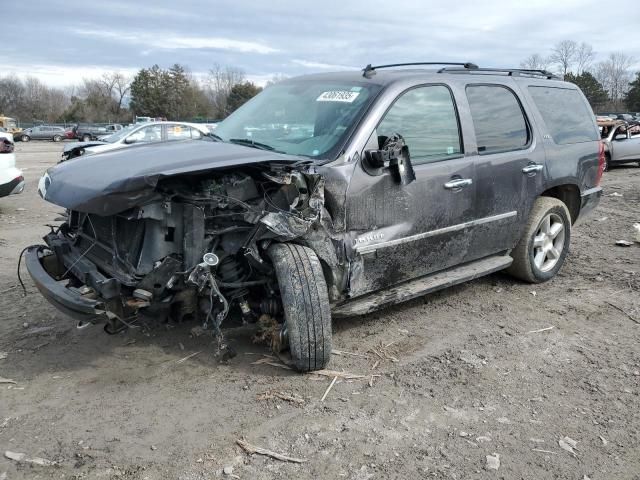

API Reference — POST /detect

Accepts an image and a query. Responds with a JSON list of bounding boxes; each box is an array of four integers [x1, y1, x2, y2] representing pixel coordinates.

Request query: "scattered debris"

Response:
[[595, 216, 608, 222], [256, 391, 304, 405], [176, 351, 201, 364], [530, 291, 537, 297], [4, 451, 55, 466], [368, 374, 381, 387], [526, 326, 555, 334], [476, 436, 491, 443], [150, 445, 157, 450], [634, 223, 640, 243], [320, 376, 338, 402], [0, 378, 16, 385], [252, 314, 282, 352], [0, 352, 7, 360], [558, 436, 578, 456], [459, 431, 469, 437], [599, 435, 608, 446], [485, 453, 500, 470], [331, 350, 369, 359], [369, 341, 399, 364], [615, 240, 634, 247], [223, 465, 234, 475], [607, 192, 623, 197], [236, 439, 306, 463]]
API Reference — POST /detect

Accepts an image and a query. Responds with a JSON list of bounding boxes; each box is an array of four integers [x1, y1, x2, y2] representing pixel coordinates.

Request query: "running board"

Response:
[[332, 255, 513, 318]]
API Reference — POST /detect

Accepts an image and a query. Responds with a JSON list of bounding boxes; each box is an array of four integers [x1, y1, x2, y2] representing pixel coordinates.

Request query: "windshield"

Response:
[[101, 124, 138, 143], [213, 80, 382, 160]]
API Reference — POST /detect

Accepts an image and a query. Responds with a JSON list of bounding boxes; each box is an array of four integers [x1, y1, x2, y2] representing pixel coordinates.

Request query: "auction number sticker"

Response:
[[317, 91, 360, 103]]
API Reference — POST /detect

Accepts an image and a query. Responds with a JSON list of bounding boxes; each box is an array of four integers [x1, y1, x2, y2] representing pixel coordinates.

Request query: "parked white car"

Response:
[[62, 121, 213, 161], [0, 131, 24, 198]]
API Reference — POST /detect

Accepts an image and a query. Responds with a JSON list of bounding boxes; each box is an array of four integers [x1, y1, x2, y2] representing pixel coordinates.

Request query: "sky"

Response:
[[1, 0, 639, 88]]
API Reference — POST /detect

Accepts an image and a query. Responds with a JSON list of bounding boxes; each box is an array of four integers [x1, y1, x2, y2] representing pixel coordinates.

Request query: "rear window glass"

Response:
[[528, 86, 599, 144], [466, 85, 529, 155]]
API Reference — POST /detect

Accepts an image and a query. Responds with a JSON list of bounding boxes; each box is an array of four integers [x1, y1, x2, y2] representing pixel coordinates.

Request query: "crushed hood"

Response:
[[62, 141, 108, 153], [42, 140, 305, 215]]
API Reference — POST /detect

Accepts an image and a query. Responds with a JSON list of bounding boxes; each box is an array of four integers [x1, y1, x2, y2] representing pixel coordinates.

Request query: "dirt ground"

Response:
[[0, 141, 639, 480]]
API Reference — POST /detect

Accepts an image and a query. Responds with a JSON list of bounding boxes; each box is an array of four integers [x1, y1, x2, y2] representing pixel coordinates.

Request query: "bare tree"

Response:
[[265, 74, 289, 87], [575, 42, 595, 74], [520, 53, 550, 71], [205, 64, 245, 118], [550, 40, 578, 76], [594, 52, 635, 108], [105, 72, 131, 114]]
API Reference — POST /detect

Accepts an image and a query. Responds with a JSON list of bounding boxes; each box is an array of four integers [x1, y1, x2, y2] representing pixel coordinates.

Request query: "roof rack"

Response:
[[362, 62, 478, 78], [438, 67, 560, 80]]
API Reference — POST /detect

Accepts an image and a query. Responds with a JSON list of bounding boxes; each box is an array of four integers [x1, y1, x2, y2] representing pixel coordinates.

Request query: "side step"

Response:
[[332, 254, 512, 318]]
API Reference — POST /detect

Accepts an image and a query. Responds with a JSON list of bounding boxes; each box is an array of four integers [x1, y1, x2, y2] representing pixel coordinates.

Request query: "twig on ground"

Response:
[[371, 359, 380, 370], [251, 357, 292, 370], [526, 326, 555, 334], [0, 377, 16, 384], [236, 439, 306, 463], [331, 350, 369, 359], [176, 351, 201, 364], [257, 391, 304, 404], [369, 374, 381, 387], [310, 369, 366, 380], [605, 301, 640, 324], [532, 448, 558, 455], [321, 376, 338, 402]]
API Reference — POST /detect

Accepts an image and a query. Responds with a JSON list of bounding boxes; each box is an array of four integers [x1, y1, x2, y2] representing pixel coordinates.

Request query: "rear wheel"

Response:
[[21, 135, 30, 142], [82, 134, 91, 142], [53, 135, 62, 142], [268, 243, 332, 372], [507, 197, 571, 283], [603, 153, 610, 172]]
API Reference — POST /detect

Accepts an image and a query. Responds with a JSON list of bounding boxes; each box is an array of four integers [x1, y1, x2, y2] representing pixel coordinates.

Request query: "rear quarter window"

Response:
[[528, 86, 599, 144]]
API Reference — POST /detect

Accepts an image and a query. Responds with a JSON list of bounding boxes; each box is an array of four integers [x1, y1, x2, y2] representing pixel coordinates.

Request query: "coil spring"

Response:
[[217, 256, 248, 299]]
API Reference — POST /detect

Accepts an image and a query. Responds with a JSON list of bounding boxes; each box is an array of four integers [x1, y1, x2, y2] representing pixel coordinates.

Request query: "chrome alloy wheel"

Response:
[[532, 213, 565, 272]]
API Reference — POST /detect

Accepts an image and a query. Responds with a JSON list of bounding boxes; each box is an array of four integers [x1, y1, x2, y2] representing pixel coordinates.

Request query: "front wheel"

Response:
[[506, 197, 571, 283], [82, 134, 91, 142], [21, 135, 30, 142], [268, 243, 332, 372], [53, 135, 62, 142]]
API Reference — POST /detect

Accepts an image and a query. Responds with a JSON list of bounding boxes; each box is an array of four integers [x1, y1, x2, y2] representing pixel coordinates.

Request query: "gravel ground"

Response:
[[0, 142, 639, 480]]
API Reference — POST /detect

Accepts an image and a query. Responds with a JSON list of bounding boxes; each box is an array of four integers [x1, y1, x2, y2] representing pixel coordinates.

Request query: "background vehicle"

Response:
[[0, 116, 22, 136], [19, 125, 66, 142], [62, 121, 212, 160], [0, 131, 23, 198], [28, 63, 603, 372], [601, 121, 640, 169], [75, 123, 123, 141]]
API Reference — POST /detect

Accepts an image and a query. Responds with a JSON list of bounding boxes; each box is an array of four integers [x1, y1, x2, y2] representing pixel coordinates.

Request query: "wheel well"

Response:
[[541, 185, 580, 224]]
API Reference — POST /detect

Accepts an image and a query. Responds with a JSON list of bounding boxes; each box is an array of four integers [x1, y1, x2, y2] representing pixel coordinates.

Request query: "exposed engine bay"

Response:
[[36, 162, 335, 338]]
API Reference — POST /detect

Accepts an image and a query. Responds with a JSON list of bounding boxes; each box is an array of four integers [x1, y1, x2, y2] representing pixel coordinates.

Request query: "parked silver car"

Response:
[[62, 121, 212, 160], [601, 121, 640, 170], [19, 125, 66, 142]]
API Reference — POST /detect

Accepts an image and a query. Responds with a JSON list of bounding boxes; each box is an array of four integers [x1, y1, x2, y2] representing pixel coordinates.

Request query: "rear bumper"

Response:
[[574, 186, 602, 226], [25, 245, 109, 323], [0, 175, 24, 197]]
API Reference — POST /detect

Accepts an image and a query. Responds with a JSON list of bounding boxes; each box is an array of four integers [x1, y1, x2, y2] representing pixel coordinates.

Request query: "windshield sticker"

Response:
[[317, 91, 360, 103]]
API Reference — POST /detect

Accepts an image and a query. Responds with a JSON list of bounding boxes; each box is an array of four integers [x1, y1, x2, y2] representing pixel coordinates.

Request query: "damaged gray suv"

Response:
[[26, 62, 604, 372]]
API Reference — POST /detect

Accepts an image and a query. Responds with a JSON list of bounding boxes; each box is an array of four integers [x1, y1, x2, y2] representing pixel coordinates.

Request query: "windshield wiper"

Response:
[[207, 132, 224, 142], [228, 138, 278, 151]]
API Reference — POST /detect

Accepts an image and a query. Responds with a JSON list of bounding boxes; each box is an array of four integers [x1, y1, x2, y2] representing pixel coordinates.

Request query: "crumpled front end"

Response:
[[27, 160, 337, 336]]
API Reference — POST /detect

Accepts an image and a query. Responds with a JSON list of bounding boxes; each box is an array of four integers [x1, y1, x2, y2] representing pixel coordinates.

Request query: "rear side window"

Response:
[[466, 85, 529, 154], [528, 86, 599, 144], [376, 85, 462, 164]]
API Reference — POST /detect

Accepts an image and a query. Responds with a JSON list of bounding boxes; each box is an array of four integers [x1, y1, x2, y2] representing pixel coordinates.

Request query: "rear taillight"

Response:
[[596, 141, 605, 185], [0, 139, 14, 153]]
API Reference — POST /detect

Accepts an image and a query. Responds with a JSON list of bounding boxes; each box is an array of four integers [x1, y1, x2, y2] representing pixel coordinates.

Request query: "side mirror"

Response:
[[614, 134, 627, 141], [124, 136, 138, 144], [363, 133, 416, 185]]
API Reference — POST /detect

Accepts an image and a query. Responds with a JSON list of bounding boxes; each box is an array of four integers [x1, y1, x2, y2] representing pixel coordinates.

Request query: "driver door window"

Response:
[[127, 125, 162, 143], [376, 85, 462, 165]]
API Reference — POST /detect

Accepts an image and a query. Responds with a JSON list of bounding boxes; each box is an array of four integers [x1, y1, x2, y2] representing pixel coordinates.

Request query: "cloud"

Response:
[[72, 28, 279, 55], [292, 59, 357, 70]]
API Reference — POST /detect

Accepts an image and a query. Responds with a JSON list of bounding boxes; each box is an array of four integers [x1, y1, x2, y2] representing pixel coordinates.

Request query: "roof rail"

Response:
[[362, 62, 478, 78], [438, 67, 560, 80]]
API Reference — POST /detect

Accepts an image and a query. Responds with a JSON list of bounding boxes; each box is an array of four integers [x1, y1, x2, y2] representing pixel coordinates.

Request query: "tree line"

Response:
[[0, 63, 268, 124], [521, 40, 639, 111]]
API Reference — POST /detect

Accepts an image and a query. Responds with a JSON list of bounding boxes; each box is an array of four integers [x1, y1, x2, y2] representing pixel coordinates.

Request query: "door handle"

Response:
[[444, 178, 473, 190], [522, 164, 544, 174]]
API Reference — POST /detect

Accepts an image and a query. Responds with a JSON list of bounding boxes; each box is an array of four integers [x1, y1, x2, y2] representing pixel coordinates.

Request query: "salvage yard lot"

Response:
[[0, 142, 639, 479]]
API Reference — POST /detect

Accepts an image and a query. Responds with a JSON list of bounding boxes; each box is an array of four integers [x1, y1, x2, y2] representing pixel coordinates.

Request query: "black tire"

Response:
[[53, 135, 62, 142], [268, 243, 332, 372], [21, 135, 30, 142], [82, 134, 91, 142], [506, 197, 571, 283]]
